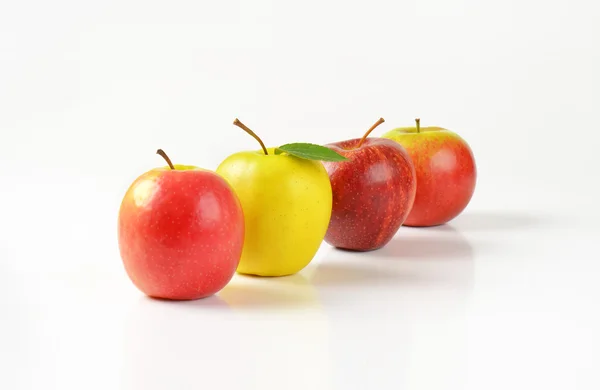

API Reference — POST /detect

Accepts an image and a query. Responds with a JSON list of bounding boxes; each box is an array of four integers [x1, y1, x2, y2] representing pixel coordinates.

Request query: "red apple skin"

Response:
[[322, 137, 416, 251], [381, 127, 476, 226], [118, 166, 244, 300]]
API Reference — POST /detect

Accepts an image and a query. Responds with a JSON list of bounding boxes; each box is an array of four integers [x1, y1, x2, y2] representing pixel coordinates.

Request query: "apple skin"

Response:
[[322, 137, 417, 251], [216, 148, 332, 276], [117, 165, 245, 300], [381, 126, 476, 227]]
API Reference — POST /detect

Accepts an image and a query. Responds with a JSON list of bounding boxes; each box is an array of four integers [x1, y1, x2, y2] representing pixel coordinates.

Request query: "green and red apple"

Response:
[[382, 119, 476, 226]]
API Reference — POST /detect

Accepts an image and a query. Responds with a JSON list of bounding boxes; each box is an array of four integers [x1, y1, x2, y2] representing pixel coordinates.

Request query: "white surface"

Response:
[[1, 0, 599, 389]]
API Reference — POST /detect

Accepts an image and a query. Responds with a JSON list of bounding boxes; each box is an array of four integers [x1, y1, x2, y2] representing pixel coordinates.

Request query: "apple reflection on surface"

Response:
[[218, 273, 321, 309], [372, 224, 476, 294], [121, 272, 333, 390], [310, 223, 474, 389], [120, 295, 239, 390], [313, 223, 475, 294], [220, 273, 333, 389]]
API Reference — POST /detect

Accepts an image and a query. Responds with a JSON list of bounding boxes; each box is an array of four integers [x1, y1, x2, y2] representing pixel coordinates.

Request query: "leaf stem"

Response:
[[233, 118, 269, 155], [415, 118, 421, 133], [357, 117, 385, 147], [156, 149, 175, 170]]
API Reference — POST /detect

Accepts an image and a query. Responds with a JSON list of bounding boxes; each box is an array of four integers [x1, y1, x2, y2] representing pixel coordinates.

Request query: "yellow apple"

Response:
[[216, 119, 344, 277]]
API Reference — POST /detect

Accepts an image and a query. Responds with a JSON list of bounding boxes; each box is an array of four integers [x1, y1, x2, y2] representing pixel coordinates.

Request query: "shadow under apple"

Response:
[[372, 228, 475, 261], [146, 293, 231, 310], [308, 260, 402, 287], [315, 224, 476, 291], [446, 210, 550, 232], [216, 272, 322, 310], [121, 276, 333, 389], [139, 272, 322, 311]]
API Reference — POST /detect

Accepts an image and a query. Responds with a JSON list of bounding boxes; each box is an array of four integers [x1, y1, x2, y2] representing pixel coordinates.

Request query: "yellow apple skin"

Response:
[[216, 148, 332, 277]]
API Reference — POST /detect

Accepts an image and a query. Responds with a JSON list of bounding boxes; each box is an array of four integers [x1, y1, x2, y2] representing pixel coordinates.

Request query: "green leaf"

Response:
[[275, 143, 349, 162]]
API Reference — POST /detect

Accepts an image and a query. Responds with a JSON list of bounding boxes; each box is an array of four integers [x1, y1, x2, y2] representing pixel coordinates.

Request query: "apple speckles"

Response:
[[322, 138, 416, 251], [384, 131, 476, 226], [118, 168, 244, 300]]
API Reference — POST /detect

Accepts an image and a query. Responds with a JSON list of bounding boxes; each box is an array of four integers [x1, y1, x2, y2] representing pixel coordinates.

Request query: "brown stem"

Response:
[[233, 118, 269, 155], [357, 117, 385, 147], [415, 118, 421, 133], [156, 149, 175, 170]]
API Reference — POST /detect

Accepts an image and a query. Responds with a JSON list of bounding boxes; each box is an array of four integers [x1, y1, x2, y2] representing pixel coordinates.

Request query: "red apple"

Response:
[[322, 118, 417, 251], [117, 149, 245, 300], [381, 119, 477, 226]]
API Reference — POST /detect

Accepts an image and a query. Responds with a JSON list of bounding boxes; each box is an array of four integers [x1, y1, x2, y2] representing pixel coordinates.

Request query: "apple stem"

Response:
[[357, 117, 385, 147], [233, 118, 269, 155], [415, 118, 421, 133], [156, 149, 175, 170]]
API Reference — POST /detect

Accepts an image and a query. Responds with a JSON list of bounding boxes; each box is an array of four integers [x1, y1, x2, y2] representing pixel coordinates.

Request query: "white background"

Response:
[[1, 0, 599, 389]]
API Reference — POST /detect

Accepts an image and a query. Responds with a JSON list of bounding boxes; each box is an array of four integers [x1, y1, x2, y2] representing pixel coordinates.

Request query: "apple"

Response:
[[117, 149, 245, 300], [381, 119, 477, 226], [216, 119, 345, 277], [321, 118, 417, 251]]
